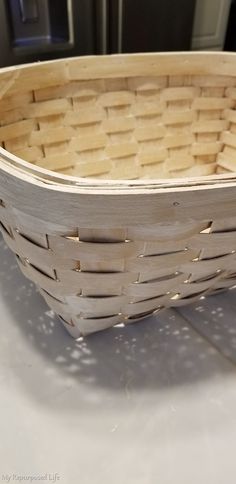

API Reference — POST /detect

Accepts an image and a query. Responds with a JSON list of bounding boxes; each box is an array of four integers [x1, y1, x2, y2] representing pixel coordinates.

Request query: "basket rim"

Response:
[[1, 51, 236, 195], [1, 145, 236, 196]]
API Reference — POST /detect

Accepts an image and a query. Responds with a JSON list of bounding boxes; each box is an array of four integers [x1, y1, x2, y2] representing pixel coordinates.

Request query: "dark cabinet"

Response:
[[0, 0, 196, 67], [109, 0, 196, 54]]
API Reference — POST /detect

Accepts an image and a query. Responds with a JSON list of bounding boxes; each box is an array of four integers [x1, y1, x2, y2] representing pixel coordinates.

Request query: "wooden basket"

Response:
[[1, 52, 236, 337]]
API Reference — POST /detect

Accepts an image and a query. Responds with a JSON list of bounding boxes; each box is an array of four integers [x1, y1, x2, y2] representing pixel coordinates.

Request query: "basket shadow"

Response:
[[0, 235, 234, 406], [177, 289, 236, 365]]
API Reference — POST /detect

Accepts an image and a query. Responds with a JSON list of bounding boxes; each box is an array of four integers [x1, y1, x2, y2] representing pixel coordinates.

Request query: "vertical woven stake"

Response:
[[1, 52, 236, 336]]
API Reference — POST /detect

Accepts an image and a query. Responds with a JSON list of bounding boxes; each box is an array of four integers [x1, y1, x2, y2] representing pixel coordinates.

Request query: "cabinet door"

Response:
[[109, 0, 196, 53], [192, 0, 231, 50]]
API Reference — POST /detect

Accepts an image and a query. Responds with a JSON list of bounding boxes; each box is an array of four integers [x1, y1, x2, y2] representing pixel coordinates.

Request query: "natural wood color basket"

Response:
[[1, 52, 236, 336]]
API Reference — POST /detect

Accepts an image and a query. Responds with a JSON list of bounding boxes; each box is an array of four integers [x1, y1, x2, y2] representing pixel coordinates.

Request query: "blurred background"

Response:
[[0, 0, 236, 67]]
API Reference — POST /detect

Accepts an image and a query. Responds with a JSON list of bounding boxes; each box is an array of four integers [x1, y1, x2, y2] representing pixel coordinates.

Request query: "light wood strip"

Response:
[[69, 134, 108, 152], [192, 97, 233, 110], [161, 87, 199, 101], [29, 127, 74, 146], [0, 120, 35, 141]]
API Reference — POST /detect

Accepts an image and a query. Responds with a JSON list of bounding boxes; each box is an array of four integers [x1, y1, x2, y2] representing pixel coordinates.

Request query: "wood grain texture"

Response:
[[0, 52, 236, 336]]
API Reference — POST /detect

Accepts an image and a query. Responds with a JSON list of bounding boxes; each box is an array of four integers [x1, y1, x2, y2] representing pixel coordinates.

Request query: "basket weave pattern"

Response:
[[1, 209, 236, 337], [0, 59, 236, 179], [0, 54, 236, 336]]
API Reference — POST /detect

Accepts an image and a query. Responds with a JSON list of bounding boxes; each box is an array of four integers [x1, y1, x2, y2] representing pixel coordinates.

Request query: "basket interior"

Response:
[[0, 57, 236, 180]]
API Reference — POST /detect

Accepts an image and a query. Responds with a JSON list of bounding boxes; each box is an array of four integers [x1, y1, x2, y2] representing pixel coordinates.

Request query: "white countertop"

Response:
[[0, 235, 236, 484]]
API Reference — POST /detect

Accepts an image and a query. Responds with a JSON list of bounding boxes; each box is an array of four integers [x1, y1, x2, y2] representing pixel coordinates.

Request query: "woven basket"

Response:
[[1, 52, 236, 337]]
